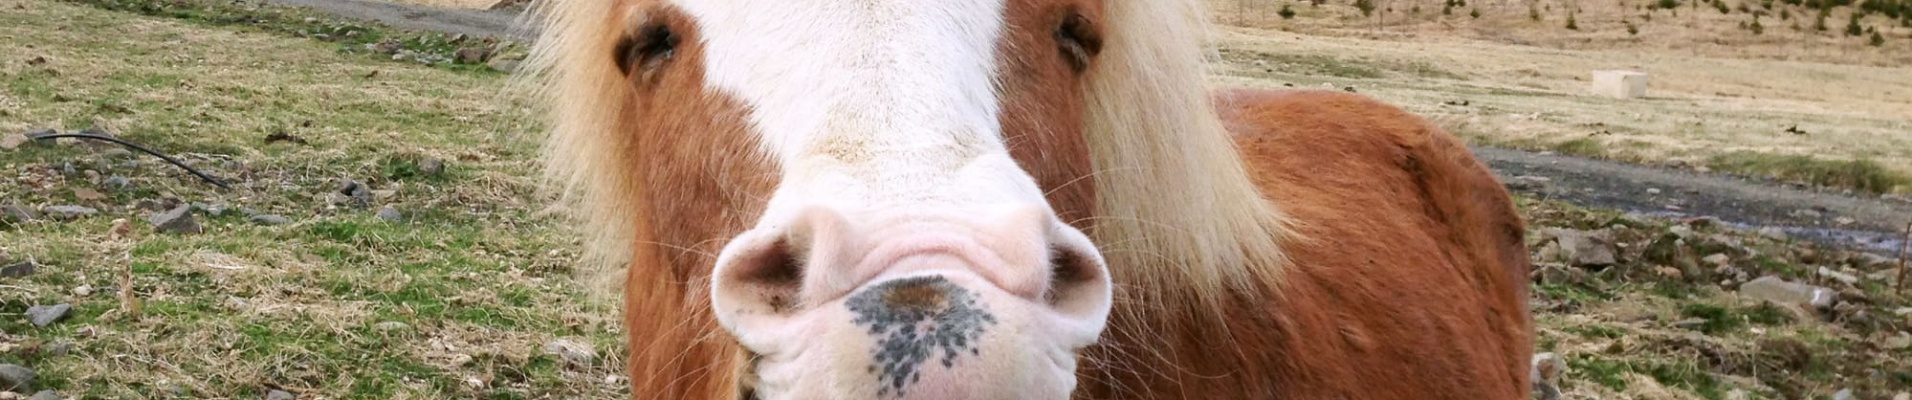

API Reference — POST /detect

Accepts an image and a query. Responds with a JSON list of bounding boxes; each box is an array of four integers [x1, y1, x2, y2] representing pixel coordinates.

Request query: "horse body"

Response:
[[1071, 88, 1533, 398], [523, 0, 1533, 398]]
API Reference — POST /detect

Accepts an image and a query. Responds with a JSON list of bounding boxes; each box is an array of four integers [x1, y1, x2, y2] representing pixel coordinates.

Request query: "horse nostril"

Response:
[[725, 237, 807, 314]]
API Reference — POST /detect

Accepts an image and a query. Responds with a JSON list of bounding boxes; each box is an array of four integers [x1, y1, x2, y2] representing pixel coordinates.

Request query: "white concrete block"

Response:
[[1590, 70, 1650, 99]]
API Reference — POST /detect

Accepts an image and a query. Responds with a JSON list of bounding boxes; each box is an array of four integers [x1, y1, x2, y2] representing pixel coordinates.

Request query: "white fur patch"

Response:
[[669, 0, 1042, 225]]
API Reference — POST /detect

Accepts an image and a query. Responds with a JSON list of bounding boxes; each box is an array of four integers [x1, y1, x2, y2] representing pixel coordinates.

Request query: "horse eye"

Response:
[[615, 23, 679, 77], [1054, 14, 1102, 73]]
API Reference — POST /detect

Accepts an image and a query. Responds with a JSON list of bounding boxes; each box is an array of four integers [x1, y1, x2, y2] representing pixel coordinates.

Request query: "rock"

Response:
[[0, 260, 36, 278], [450, 354, 474, 367], [486, 57, 521, 73], [1835, 217, 1857, 226], [2, 203, 38, 223], [376, 206, 403, 222], [25, 304, 71, 327], [336, 180, 372, 207], [1549, 228, 1617, 268], [250, 214, 291, 226], [1757, 227, 1790, 241], [192, 203, 229, 216], [1672, 318, 1707, 330], [1738, 276, 1836, 310], [1853, 253, 1897, 269], [42, 342, 71, 357], [1883, 333, 1911, 350], [1646, 188, 1662, 195], [419, 158, 446, 177], [1817, 267, 1860, 285], [71, 285, 90, 296], [374, 321, 410, 332], [40, 205, 97, 221], [1590, 70, 1649, 99], [1683, 216, 1722, 229], [1503, 175, 1552, 191], [1530, 352, 1564, 400], [454, 46, 492, 64], [1894, 392, 1909, 400], [1533, 263, 1587, 285], [0, 364, 34, 392], [103, 176, 130, 190], [1703, 253, 1732, 267], [372, 38, 403, 54], [265, 389, 294, 400], [1833, 388, 1854, 400], [543, 339, 597, 368], [1790, 209, 1824, 219], [0, 134, 30, 149], [29, 390, 59, 400], [147, 205, 201, 235]]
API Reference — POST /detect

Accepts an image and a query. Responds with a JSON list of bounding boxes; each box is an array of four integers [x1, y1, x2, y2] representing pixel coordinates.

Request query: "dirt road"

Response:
[[263, 0, 1911, 254]]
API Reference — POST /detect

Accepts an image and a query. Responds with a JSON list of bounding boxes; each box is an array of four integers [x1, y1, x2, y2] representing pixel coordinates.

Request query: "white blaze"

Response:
[[671, 0, 1043, 226]]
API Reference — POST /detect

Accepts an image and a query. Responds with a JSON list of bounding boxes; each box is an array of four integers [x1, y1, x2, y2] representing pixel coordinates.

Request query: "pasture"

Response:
[[1, 0, 1908, 399]]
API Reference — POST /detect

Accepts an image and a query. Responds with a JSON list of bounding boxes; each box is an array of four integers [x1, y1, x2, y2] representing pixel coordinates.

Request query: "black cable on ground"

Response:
[[30, 133, 232, 189]]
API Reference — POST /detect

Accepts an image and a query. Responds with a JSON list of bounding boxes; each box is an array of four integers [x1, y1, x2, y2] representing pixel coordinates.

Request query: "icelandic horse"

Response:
[[522, 0, 1534, 398]]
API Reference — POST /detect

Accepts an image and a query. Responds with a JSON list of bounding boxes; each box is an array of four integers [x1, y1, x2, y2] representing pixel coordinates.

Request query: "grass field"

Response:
[[0, 0, 626, 398], [2, 0, 1909, 399], [1205, 4, 1912, 195]]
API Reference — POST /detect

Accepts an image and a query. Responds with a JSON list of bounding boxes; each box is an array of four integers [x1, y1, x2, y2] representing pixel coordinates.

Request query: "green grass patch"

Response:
[[1706, 151, 1911, 194]]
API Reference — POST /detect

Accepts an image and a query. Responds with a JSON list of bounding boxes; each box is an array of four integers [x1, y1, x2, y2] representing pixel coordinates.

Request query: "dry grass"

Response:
[[0, 1, 625, 398], [1206, 23, 1912, 193], [372, 0, 499, 9]]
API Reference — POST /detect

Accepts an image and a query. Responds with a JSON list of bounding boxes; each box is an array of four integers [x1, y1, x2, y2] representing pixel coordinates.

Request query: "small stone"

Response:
[[0, 364, 34, 392], [70, 285, 90, 296], [373, 38, 403, 54], [25, 304, 71, 327], [1853, 253, 1896, 269], [376, 206, 403, 222], [1683, 216, 1722, 228], [2, 203, 39, 223], [1530, 352, 1565, 400], [1739, 276, 1836, 310], [40, 205, 97, 221], [1883, 333, 1911, 350], [1893, 392, 1909, 400], [486, 58, 521, 73], [374, 321, 410, 332], [0, 260, 36, 278], [1503, 175, 1552, 191], [192, 203, 228, 216], [1818, 267, 1860, 285], [265, 389, 294, 400], [1672, 318, 1707, 330], [543, 339, 597, 368], [1758, 227, 1789, 241], [147, 205, 202, 235], [1835, 217, 1857, 226], [1790, 209, 1823, 219], [1833, 388, 1854, 400], [1647, 188, 1662, 195], [337, 180, 372, 207], [42, 342, 71, 357], [419, 158, 446, 177], [250, 214, 291, 226], [1548, 228, 1617, 268], [103, 176, 130, 190], [1703, 253, 1731, 267], [454, 47, 492, 64], [28, 390, 59, 400], [450, 354, 474, 367]]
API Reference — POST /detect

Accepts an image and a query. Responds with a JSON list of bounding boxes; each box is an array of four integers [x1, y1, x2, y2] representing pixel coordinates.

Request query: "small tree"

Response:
[[1279, 4, 1298, 19], [1870, 30, 1886, 45], [1846, 11, 1865, 35], [1658, 0, 1683, 9], [1531, 3, 1543, 19], [1781, 8, 1792, 19], [1356, 0, 1376, 16], [1814, 6, 1831, 31], [1751, 14, 1766, 32], [1627, 19, 1642, 33], [1715, 0, 1732, 13], [1472, 7, 1483, 17], [1567, 12, 1580, 28]]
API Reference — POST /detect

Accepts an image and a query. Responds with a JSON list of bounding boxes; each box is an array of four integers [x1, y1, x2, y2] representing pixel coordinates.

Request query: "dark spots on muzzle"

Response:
[[847, 275, 999, 397]]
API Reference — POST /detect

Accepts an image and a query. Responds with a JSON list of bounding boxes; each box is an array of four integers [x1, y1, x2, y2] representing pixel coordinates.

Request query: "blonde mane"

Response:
[[518, 0, 1296, 370], [1082, 0, 1293, 310]]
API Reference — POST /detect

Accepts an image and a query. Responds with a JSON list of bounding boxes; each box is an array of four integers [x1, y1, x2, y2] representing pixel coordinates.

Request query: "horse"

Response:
[[521, 0, 1535, 398]]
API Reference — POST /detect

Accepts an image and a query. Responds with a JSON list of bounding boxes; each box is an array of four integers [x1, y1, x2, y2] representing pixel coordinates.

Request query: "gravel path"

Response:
[[265, 0, 1911, 254]]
